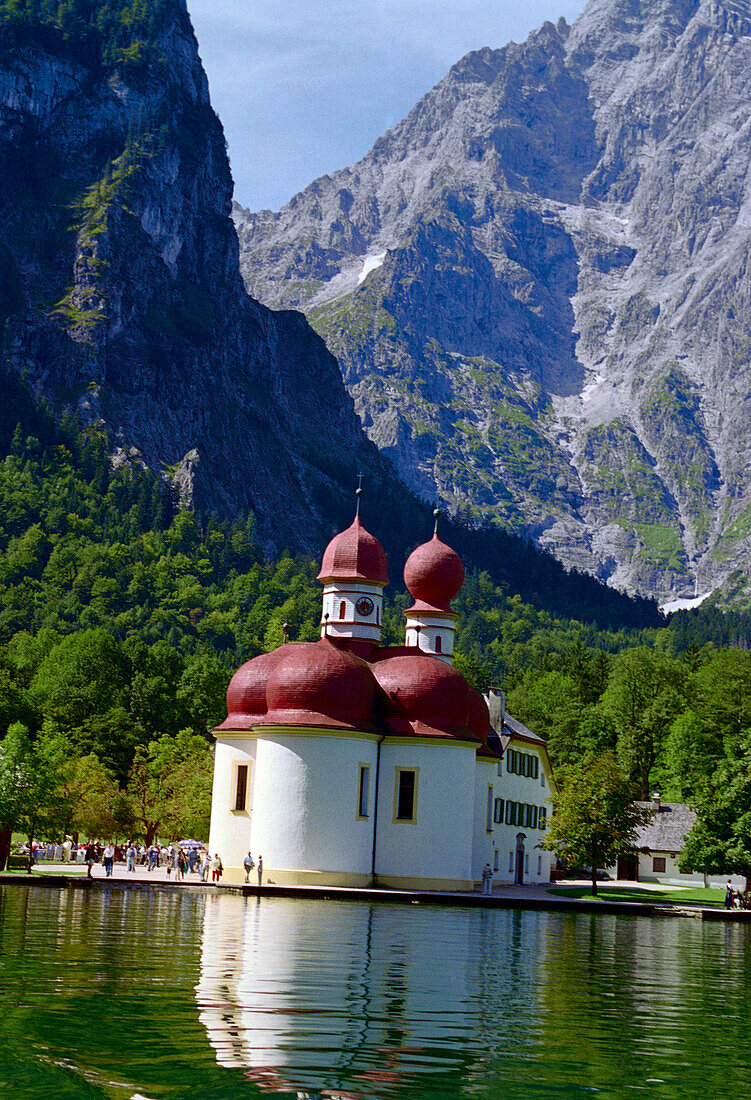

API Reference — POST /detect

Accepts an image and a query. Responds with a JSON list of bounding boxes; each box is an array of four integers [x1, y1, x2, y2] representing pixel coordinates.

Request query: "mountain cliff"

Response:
[[0, 0, 393, 550], [235, 0, 751, 603], [0, 0, 661, 629]]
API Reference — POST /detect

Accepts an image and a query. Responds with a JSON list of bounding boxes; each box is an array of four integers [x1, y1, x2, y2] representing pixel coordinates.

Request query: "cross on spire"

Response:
[[355, 472, 364, 517], [433, 508, 441, 537]]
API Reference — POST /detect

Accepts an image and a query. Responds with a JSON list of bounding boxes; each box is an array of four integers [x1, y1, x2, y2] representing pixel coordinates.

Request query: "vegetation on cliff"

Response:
[[0, 0, 187, 68]]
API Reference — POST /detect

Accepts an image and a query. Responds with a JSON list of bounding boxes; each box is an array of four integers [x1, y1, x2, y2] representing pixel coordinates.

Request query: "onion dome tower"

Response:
[[317, 483, 388, 658], [403, 511, 464, 664]]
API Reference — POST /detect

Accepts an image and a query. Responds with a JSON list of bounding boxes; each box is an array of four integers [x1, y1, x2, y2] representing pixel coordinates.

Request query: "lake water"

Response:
[[0, 885, 748, 1099]]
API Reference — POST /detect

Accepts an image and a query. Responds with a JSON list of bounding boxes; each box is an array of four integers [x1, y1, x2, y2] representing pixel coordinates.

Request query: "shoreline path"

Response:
[[0, 864, 747, 921]]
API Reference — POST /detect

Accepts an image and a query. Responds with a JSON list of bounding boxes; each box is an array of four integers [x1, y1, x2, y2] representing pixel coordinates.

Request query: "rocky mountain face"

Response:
[[235, 0, 751, 604], [0, 0, 392, 551]]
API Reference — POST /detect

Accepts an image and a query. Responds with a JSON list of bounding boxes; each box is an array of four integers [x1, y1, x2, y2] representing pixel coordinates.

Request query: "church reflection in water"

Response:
[[195, 893, 539, 1098]]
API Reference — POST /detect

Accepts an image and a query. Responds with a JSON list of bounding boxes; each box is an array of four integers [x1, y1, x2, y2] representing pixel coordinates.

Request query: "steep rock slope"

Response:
[[0, 0, 390, 550], [235, 0, 751, 601]]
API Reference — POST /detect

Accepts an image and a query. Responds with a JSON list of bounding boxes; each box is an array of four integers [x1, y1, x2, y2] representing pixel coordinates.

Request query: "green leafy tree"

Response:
[[680, 736, 751, 883], [507, 671, 584, 766], [65, 754, 131, 841], [125, 730, 212, 845], [30, 629, 127, 730], [542, 752, 652, 895], [176, 653, 228, 735], [601, 648, 687, 798], [0, 722, 71, 870]]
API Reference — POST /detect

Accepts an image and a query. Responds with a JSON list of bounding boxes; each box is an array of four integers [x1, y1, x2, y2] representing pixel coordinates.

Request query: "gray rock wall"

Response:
[[235, 0, 751, 603]]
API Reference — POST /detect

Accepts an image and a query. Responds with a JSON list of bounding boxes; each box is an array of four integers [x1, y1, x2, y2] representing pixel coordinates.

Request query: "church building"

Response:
[[208, 496, 555, 891]]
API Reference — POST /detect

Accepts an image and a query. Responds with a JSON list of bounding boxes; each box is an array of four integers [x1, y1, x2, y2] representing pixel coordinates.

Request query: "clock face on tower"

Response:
[[356, 596, 374, 617]]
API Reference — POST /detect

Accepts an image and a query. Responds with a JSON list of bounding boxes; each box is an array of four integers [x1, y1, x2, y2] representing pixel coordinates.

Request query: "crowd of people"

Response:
[[724, 880, 751, 909], [21, 838, 265, 886]]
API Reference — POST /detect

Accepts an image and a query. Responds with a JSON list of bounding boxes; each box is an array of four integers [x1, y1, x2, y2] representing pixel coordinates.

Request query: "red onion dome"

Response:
[[404, 534, 464, 612], [372, 653, 478, 742], [317, 516, 388, 585], [468, 688, 497, 758], [468, 689, 491, 743], [216, 647, 290, 730], [264, 638, 377, 729]]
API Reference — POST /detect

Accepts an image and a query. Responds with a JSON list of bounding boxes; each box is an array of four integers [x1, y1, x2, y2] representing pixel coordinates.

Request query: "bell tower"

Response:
[[403, 511, 464, 665], [317, 485, 388, 657]]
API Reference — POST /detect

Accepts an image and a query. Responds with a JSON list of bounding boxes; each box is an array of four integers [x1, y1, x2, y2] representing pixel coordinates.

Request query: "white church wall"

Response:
[[374, 740, 476, 890], [247, 729, 381, 886], [209, 736, 257, 873], [472, 760, 498, 883], [320, 581, 384, 644]]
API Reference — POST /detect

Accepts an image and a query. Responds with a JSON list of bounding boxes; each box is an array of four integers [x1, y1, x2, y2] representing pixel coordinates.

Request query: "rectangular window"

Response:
[[541, 771, 546, 788], [530, 805, 538, 829], [539, 806, 547, 830], [234, 764, 248, 812], [505, 801, 513, 825], [493, 849, 499, 872], [394, 769, 418, 822], [357, 764, 370, 819], [523, 754, 530, 777], [486, 785, 493, 832], [537, 855, 542, 875], [653, 856, 666, 873], [509, 850, 514, 873], [494, 797, 504, 824], [524, 854, 529, 873], [497, 761, 503, 778], [533, 757, 539, 780], [506, 749, 514, 773]]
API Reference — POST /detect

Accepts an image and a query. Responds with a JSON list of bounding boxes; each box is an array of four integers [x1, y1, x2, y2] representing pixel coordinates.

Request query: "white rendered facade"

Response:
[[210, 722, 554, 889], [491, 737, 555, 885], [404, 609, 458, 664], [320, 580, 385, 646], [374, 738, 476, 891]]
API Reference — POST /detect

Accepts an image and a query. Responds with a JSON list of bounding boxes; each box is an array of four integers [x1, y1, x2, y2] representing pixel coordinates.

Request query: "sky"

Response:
[[187, 0, 589, 213]]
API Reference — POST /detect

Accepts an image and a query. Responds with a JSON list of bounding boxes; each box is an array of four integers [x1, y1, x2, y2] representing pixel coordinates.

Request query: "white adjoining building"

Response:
[[208, 499, 555, 890]]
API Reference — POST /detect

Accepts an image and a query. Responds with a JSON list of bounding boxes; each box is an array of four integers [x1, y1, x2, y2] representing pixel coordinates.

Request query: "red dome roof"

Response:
[[318, 516, 388, 585], [372, 653, 478, 742], [217, 647, 291, 730], [264, 638, 376, 729], [404, 534, 464, 613], [468, 689, 491, 743]]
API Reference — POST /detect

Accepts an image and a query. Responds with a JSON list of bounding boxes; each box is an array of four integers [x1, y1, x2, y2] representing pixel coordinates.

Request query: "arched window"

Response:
[[339, 601, 346, 619], [435, 635, 442, 653]]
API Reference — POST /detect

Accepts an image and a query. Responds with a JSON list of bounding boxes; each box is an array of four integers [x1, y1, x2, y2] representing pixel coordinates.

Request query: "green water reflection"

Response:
[[0, 885, 749, 1098]]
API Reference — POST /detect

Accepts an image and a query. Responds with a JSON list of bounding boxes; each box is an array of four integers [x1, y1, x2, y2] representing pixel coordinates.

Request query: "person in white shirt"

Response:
[[481, 862, 494, 896]]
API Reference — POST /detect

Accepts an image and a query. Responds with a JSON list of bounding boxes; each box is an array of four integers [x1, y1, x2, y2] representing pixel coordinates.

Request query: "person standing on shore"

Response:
[[211, 853, 223, 883], [200, 849, 210, 882], [85, 842, 96, 879], [126, 843, 136, 873], [481, 862, 493, 895], [243, 851, 255, 882], [103, 843, 115, 877], [257, 855, 263, 886], [725, 880, 734, 909]]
